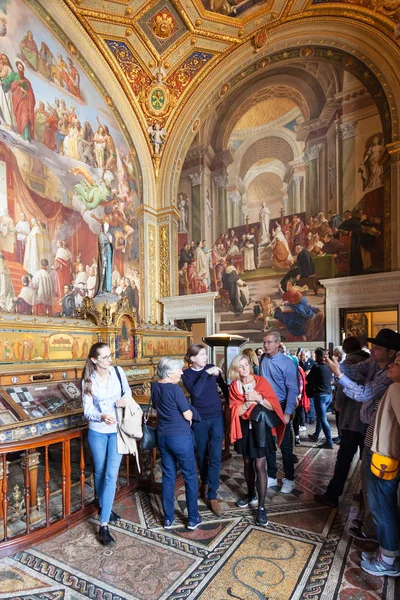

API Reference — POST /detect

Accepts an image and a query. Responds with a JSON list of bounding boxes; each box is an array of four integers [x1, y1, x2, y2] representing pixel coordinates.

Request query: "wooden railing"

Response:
[[0, 427, 140, 559]]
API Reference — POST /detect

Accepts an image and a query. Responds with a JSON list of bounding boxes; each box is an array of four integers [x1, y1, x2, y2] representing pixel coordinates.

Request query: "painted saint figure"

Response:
[[178, 194, 188, 232], [0, 54, 16, 127], [274, 280, 323, 341], [2, 61, 36, 142], [20, 30, 39, 71], [359, 136, 384, 190], [95, 222, 114, 295], [259, 202, 270, 245]]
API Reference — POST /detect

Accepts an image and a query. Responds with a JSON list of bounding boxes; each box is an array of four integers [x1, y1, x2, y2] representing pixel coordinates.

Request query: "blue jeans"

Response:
[[313, 393, 333, 445], [307, 398, 316, 422], [88, 429, 122, 523], [158, 434, 199, 523], [366, 447, 400, 556], [192, 415, 224, 500]]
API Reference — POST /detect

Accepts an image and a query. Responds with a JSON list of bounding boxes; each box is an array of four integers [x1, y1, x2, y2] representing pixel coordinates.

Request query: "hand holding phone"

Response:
[[328, 342, 334, 360], [243, 383, 253, 393]]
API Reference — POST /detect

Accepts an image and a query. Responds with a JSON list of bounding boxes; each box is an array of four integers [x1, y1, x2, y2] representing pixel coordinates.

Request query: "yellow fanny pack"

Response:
[[370, 452, 400, 480]]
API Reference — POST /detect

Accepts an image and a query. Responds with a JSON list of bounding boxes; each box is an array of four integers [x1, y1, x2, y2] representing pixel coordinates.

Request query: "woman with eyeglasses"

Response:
[[82, 342, 132, 545]]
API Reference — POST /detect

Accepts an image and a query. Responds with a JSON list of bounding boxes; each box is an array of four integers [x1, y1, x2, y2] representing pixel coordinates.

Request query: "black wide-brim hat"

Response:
[[366, 328, 400, 351]]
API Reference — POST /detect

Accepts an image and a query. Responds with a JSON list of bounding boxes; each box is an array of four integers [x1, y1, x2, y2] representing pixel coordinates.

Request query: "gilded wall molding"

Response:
[[148, 222, 158, 322], [158, 225, 170, 298]]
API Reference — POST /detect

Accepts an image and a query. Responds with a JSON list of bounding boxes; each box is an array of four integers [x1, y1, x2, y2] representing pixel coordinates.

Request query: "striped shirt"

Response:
[[364, 398, 381, 449], [339, 358, 391, 403]]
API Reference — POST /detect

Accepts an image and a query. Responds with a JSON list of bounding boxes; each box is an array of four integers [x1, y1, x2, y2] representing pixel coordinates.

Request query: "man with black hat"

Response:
[[324, 328, 400, 541]]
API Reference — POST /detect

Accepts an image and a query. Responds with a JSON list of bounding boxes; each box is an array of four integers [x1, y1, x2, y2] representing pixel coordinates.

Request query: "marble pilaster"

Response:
[[339, 121, 358, 213]]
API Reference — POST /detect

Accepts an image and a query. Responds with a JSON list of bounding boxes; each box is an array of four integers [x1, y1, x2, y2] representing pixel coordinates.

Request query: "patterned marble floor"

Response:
[[1, 425, 399, 600]]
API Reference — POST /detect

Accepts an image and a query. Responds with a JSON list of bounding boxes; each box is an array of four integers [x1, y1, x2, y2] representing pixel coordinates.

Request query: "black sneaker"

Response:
[[236, 495, 258, 508], [256, 507, 268, 527], [317, 442, 335, 449], [109, 510, 121, 523], [314, 493, 338, 508], [295, 436, 301, 446], [348, 525, 378, 543]]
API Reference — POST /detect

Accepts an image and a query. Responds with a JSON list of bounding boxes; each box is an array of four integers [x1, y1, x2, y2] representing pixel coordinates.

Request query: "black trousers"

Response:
[[266, 421, 294, 480], [325, 429, 364, 501], [293, 406, 305, 437]]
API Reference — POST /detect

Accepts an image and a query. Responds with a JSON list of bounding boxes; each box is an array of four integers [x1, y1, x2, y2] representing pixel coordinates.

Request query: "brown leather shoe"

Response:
[[199, 483, 208, 499], [208, 499, 223, 517]]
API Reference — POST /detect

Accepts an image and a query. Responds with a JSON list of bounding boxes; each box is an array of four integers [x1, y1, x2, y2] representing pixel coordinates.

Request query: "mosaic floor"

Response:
[[1, 424, 399, 600]]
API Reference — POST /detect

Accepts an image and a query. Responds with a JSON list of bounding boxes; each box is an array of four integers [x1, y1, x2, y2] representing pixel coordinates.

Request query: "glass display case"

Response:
[[0, 376, 86, 444]]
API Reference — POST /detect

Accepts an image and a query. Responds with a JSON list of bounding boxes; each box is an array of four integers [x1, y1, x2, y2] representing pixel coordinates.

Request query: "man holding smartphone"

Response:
[[259, 330, 299, 494]]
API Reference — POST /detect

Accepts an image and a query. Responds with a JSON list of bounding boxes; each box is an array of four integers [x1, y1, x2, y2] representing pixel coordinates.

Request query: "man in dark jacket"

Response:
[[121, 277, 139, 315], [280, 244, 315, 292], [314, 337, 369, 507], [179, 243, 192, 269], [222, 258, 246, 314]]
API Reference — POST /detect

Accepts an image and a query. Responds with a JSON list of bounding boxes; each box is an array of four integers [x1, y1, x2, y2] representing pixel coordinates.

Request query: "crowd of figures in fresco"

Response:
[[178, 206, 384, 342], [0, 28, 135, 170], [0, 213, 140, 316], [0, 1, 142, 320]]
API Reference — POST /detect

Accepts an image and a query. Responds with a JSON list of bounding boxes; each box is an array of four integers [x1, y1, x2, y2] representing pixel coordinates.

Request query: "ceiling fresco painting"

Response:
[[0, 0, 397, 326], [61, 0, 400, 176], [0, 0, 142, 320]]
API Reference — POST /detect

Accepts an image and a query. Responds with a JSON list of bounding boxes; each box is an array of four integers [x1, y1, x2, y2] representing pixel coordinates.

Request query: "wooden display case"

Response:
[[0, 304, 191, 558]]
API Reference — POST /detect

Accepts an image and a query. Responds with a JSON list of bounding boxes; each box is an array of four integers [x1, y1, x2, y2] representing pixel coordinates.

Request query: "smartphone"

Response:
[[328, 342, 334, 360], [243, 383, 253, 393]]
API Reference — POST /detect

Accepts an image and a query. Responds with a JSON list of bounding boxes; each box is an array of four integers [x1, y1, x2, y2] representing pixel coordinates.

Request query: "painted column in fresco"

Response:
[[214, 173, 228, 236], [304, 143, 322, 217], [189, 170, 202, 244], [339, 121, 358, 213], [229, 189, 241, 227], [293, 175, 302, 213]]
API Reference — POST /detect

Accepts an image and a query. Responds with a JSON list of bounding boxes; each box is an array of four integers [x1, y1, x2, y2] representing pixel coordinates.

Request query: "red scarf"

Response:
[[298, 366, 310, 412], [229, 375, 286, 445]]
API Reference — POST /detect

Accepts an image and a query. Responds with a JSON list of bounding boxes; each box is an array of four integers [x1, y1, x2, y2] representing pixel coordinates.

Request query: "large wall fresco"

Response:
[[0, 0, 142, 319], [177, 64, 386, 344]]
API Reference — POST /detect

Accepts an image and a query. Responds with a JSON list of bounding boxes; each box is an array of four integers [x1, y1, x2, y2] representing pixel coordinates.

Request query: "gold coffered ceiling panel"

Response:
[[62, 0, 400, 174]]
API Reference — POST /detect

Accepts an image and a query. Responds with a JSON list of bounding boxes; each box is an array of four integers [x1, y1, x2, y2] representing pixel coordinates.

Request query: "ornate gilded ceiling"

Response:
[[55, 0, 400, 173]]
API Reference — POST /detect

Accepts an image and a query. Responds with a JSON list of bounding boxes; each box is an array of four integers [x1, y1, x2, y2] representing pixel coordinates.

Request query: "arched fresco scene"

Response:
[[0, 0, 142, 320], [177, 49, 388, 343]]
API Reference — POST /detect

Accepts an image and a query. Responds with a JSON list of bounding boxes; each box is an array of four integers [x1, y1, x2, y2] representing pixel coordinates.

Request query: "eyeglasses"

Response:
[[98, 354, 112, 360]]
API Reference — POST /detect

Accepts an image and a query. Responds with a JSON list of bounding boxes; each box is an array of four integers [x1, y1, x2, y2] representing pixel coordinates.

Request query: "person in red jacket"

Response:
[[229, 353, 285, 527]]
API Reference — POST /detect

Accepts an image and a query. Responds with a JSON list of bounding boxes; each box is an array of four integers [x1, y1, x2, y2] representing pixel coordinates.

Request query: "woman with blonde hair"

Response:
[[243, 348, 259, 375], [82, 342, 132, 545], [229, 353, 285, 526]]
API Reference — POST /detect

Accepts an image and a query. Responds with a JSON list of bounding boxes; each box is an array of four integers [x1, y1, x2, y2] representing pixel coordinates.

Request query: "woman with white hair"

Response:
[[151, 357, 202, 531]]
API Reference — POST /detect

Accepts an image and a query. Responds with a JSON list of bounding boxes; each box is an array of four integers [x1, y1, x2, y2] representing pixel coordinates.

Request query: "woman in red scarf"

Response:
[[229, 354, 285, 526]]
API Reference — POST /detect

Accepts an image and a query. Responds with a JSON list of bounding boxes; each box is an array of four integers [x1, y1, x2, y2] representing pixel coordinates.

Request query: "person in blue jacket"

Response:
[[182, 344, 228, 516]]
